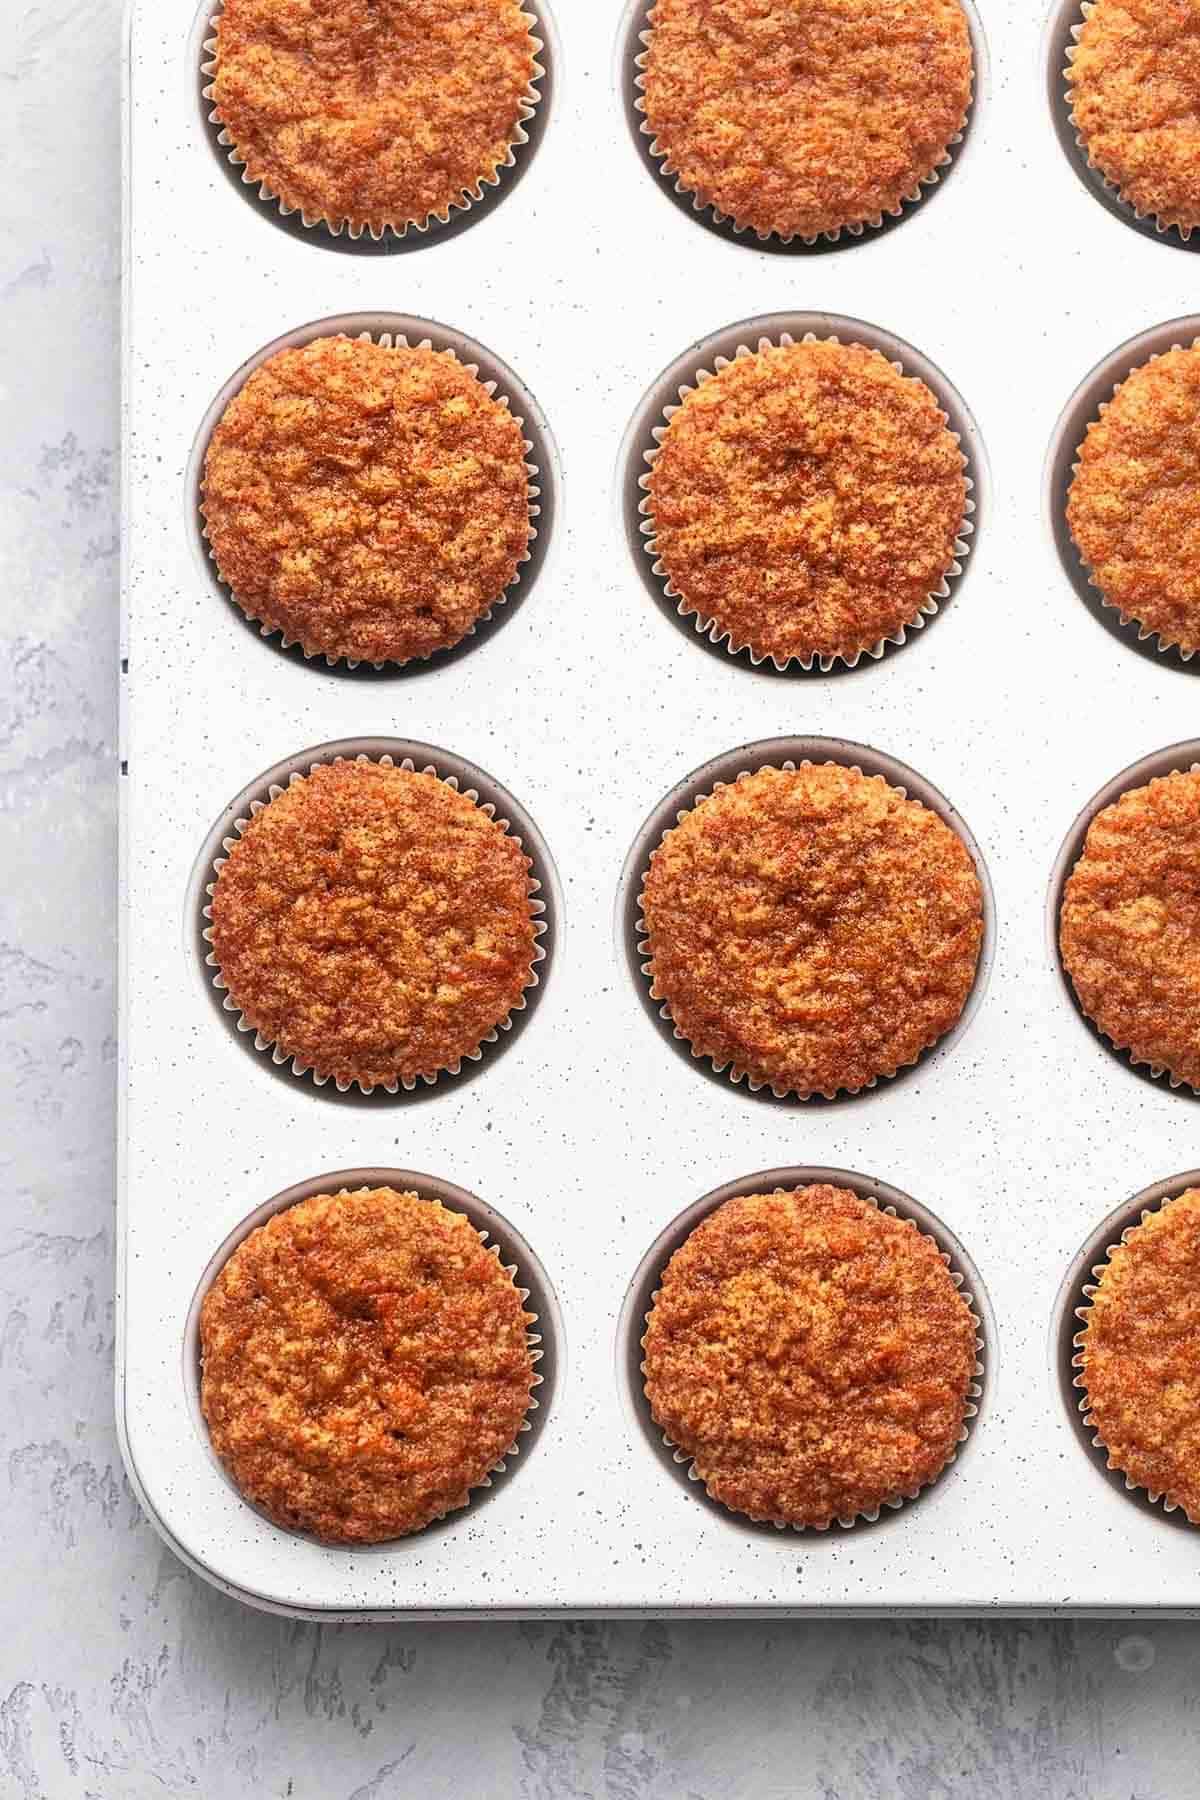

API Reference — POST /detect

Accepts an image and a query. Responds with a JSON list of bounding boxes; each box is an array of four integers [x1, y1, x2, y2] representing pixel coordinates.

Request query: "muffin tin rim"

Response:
[[182, 1165, 565, 1554], [615, 1163, 993, 1538]]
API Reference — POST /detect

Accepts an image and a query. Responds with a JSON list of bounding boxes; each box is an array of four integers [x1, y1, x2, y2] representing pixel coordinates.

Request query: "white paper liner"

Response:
[[637, 333, 975, 672], [1065, 339, 1200, 664], [198, 329, 541, 670], [632, 12, 971, 247], [1070, 1194, 1199, 1526], [636, 758, 984, 1097], [199, 1183, 545, 1543], [641, 1189, 985, 1531], [1058, 759, 1200, 1092], [200, 7, 547, 243], [202, 752, 548, 1093], [1063, 2, 1196, 245]]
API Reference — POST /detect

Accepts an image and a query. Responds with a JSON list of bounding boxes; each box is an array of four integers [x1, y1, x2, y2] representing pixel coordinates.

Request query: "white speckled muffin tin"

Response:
[[120, 0, 1200, 1617]]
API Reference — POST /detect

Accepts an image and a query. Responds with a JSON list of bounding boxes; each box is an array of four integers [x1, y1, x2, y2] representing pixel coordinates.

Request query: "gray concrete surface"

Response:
[[0, 2, 1197, 1794]]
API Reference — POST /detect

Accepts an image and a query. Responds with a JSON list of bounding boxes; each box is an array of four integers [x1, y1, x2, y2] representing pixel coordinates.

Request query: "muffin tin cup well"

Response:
[[616, 1166, 990, 1536], [189, 312, 558, 676], [1044, 317, 1200, 671], [1051, 1172, 1200, 1532], [184, 1167, 562, 1548], [1044, 0, 1200, 253], [1047, 740, 1200, 1096], [616, 735, 996, 1105], [188, 738, 561, 1103], [619, 313, 985, 676], [617, 0, 987, 255], [193, 0, 556, 254]]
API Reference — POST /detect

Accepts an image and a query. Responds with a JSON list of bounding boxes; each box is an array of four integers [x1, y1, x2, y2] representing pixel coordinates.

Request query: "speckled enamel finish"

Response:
[[111, 0, 1200, 1627]]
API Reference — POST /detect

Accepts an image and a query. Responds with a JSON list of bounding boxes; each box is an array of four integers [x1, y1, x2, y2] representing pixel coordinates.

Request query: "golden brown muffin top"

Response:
[[640, 763, 984, 1096], [201, 335, 531, 667], [1060, 767, 1200, 1089], [209, 0, 538, 233], [208, 760, 537, 1090], [1068, 0, 1200, 234], [1067, 347, 1200, 657], [646, 340, 967, 666], [200, 1187, 536, 1542], [1079, 1187, 1200, 1525], [640, 0, 972, 240], [642, 1186, 977, 1527]]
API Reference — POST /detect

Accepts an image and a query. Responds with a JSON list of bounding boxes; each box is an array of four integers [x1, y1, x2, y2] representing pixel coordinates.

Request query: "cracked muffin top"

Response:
[[200, 1186, 536, 1542], [639, 763, 984, 1096], [1067, 346, 1200, 657], [208, 0, 539, 234], [1067, 0, 1200, 236], [642, 1185, 977, 1527], [1078, 1187, 1200, 1525], [640, 0, 972, 240], [201, 335, 531, 666], [645, 340, 967, 667], [208, 759, 537, 1090], [1059, 767, 1200, 1088]]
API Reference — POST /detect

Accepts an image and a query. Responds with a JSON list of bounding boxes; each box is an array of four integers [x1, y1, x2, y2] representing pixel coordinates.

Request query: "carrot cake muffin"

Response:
[[1060, 767, 1200, 1088], [639, 0, 973, 241], [1067, 347, 1200, 657], [208, 759, 537, 1089], [201, 335, 531, 666], [642, 1186, 977, 1526], [200, 1186, 536, 1542], [1067, 0, 1200, 236], [645, 340, 967, 668], [639, 763, 984, 1096], [1077, 1187, 1200, 1524], [207, 0, 540, 235]]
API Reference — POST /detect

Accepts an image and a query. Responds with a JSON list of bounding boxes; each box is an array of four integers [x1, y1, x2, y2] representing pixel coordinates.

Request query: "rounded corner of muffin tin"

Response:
[[1044, 315, 1200, 673], [615, 311, 989, 678], [185, 735, 563, 1104], [181, 1165, 565, 1554], [1041, 0, 1200, 254], [615, 1165, 993, 1539], [1046, 737, 1200, 1098], [614, 0, 991, 258], [185, 311, 561, 680], [1049, 1170, 1200, 1534], [614, 734, 997, 1108], [187, 0, 562, 256]]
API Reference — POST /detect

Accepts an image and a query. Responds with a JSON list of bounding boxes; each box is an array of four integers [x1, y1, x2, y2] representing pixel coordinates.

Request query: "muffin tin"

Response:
[[120, 0, 1200, 1616]]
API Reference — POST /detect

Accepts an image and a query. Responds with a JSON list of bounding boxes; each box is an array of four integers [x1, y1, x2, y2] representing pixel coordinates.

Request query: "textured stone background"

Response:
[[1, 3, 1197, 1795]]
